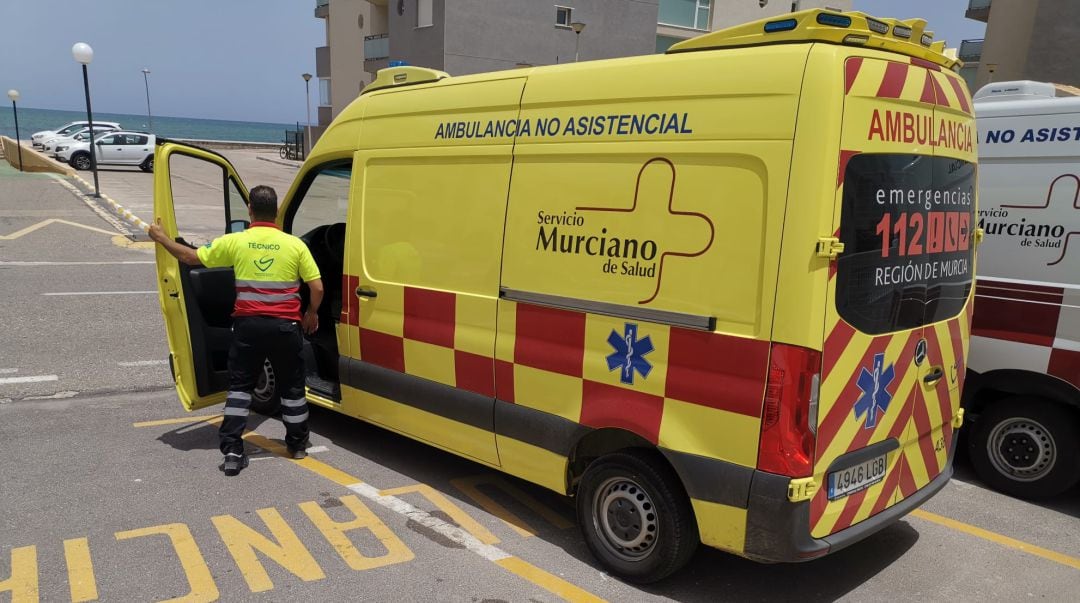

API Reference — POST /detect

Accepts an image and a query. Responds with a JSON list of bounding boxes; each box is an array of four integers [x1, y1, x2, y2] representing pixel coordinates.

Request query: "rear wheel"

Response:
[[576, 450, 698, 584], [969, 397, 1080, 498], [70, 153, 91, 171], [250, 358, 281, 416], [140, 156, 154, 172]]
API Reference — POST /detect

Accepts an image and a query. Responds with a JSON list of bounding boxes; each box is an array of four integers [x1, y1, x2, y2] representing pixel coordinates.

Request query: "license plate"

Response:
[[828, 453, 888, 500]]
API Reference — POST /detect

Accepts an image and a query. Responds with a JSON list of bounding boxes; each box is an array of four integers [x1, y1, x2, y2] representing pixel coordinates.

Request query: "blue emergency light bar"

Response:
[[764, 18, 798, 33], [816, 13, 852, 27]]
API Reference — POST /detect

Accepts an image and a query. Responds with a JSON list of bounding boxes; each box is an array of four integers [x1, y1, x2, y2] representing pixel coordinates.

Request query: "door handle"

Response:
[[923, 367, 944, 384], [356, 286, 378, 298]]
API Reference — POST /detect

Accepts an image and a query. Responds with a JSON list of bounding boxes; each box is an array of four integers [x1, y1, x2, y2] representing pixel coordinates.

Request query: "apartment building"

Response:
[[961, 0, 1080, 91], [310, 0, 851, 142]]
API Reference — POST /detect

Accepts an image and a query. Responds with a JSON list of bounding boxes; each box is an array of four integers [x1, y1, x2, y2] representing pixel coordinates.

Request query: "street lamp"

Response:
[[141, 68, 153, 132], [571, 21, 586, 62], [302, 73, 312, 154], [6, 89, 24, 172], [72, 42, 100, 198]]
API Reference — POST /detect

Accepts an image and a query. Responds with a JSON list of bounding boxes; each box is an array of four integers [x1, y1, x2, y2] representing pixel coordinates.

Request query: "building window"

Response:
[[556, 6, 572, 28], [656, 35, 683, 53], [658, 0, 711, 31], [319, 78, 331, 106], [417, 0, 432, 27]]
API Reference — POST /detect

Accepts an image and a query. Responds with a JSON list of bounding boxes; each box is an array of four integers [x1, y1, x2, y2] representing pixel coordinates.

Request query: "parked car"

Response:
[[32, 121, 120, 148], [58, 131, 156, 172], [43, 124, 121, 156]]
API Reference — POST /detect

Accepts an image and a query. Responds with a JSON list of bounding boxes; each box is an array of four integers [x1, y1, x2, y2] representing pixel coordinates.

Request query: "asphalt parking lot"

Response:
[[1, 160, 1077, 602]]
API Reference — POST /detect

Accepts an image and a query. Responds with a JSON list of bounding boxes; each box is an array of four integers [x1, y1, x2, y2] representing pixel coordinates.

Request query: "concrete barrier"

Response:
[[1, 136, 75, 176], [172, 138, 281, 151]]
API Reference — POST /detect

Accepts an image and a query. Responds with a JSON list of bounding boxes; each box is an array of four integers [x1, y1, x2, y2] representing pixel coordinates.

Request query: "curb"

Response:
[[68, 173, 150, 236]]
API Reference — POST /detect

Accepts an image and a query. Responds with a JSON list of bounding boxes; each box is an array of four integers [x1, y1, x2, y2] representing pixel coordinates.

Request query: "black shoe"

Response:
[[221, 453, 249, 476], [287, 440, 310, 460]]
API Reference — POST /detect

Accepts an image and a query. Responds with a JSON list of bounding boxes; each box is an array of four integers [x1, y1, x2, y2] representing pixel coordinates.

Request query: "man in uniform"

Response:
[[149, 185, 324, 475]]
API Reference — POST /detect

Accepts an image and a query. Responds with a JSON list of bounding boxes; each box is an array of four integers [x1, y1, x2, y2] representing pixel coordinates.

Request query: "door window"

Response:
[[285, 161, 352, 237], [168, 152, 246, 247], [835, 154, 976, 334]]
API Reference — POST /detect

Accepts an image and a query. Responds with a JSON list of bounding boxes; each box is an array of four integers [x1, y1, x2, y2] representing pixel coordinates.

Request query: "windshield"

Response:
[[835, 154, 976, 334]]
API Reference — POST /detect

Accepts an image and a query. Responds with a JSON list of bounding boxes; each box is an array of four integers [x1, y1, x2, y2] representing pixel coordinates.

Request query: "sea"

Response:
[[0, 106, 296, 144]]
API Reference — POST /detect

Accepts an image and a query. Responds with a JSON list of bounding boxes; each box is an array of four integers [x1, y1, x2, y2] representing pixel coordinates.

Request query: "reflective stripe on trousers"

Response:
[[280, 397, 309, 424]]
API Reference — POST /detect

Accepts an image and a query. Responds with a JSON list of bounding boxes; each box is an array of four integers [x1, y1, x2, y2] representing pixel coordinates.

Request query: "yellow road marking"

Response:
[[212, 508, 326, 593], [0, 218, 117, 240], [911, 509, 1080, 571], [63, 538, 99, 602], [0, 545, 38, 602], [111, 234, 154, 249], [451, 474, 573, 538], [495, 556, 605, 603], [115, 523, 219, 603], [299, 495, 415, 571], [132, 415, 222, 428], [235, 431, 606, 602], [380, 483, 502, 545]]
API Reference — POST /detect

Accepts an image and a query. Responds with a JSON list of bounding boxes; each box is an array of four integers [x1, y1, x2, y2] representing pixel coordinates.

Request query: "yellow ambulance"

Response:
[[153, 9, 977, 582]]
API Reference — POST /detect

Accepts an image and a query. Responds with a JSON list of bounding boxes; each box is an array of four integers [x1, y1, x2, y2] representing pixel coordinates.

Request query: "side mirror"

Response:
[[228, 219, 250, 233]]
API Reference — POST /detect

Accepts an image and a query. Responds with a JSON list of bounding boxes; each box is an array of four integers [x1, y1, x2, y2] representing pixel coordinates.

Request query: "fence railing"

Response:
[[364, 33, 389, 61]]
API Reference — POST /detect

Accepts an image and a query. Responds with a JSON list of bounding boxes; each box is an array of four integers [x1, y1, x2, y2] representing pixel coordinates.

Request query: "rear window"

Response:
[[836, 154, 976, 334]]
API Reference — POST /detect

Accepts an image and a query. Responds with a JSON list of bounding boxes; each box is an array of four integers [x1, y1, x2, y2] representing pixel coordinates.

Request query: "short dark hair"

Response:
[[249, 185, 278, 221]]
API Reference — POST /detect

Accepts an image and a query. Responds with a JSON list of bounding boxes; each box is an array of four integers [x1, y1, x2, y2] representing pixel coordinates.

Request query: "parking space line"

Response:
[[911, 509, 1080, 571], [0, 375, 58, 385], [42, 290, 156, 296], [0, 260, 155, 266], [0, 368, 18, 374], [63, 537, 99, 603], [237, 431, 606, 603], [118, 360, 169, 367], [133, 415, 222, 428], [451, 475, 574, 538]]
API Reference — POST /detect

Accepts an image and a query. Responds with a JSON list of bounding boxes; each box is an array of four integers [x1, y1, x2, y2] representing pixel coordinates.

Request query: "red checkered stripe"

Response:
[[970, 278, 1079, 389], [340, 274, 771, 459], [507, 302, 769, 446], [340, 276, 501, 396], [843, 56, 973, 115]]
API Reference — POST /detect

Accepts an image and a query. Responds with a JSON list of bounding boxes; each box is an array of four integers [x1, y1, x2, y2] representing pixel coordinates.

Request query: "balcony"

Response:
[[959, 39, 984, 62], [364, 33, 390, 71], [364, 33, 389, 60], [314, 0, 328, 19], [965, 0, 991, 22], [315, 46, 330, 78]]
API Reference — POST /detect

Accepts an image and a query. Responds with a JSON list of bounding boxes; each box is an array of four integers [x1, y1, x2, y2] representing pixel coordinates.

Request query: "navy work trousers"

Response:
[[220, 316, 309, 455]]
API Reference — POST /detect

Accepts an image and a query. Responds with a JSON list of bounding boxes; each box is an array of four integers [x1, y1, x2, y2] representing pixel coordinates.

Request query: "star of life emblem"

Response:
[[854, 352, 895, 429], [605, 323, 654, 385]]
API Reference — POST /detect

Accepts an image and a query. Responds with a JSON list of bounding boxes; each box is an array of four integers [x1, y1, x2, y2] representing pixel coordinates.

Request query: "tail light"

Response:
[[757, 343, 822, 478]]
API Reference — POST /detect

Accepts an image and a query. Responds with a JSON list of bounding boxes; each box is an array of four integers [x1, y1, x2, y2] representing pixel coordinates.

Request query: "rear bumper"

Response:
[[743, 459, 953, 562]]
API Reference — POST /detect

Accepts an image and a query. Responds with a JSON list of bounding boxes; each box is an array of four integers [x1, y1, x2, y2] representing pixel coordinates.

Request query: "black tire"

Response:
[[70, 153, 91, 171], [576, 450, 698, 584], [140, 156, 154, 172], [968, 397, 1080, 498], [279, 146, 288, 160], [249, 358, 281, 416]]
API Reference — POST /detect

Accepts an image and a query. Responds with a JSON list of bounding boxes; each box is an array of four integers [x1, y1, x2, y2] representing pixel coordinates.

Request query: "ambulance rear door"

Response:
[[153, 142, 251, 411], [810, 52, 974, 538]]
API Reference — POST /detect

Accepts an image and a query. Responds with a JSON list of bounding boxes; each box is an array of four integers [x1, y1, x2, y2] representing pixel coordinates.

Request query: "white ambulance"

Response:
[[967, 81, 1080, 498]]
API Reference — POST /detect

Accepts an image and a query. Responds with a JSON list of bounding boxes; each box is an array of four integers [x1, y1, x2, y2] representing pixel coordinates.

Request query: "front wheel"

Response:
[[576, 450, 698, 584], [969, 397, 1080, 498], [70, 153, 91, 171]]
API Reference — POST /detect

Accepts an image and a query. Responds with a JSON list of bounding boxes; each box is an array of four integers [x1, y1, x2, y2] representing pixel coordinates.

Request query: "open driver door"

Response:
[[153, 141, 251, 411]]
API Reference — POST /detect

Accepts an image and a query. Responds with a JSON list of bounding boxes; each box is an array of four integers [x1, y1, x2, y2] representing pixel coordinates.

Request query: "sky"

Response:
[[853, 0, 986, 49], [0, 1, 325, 124], [0, 1, 985, 125]]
